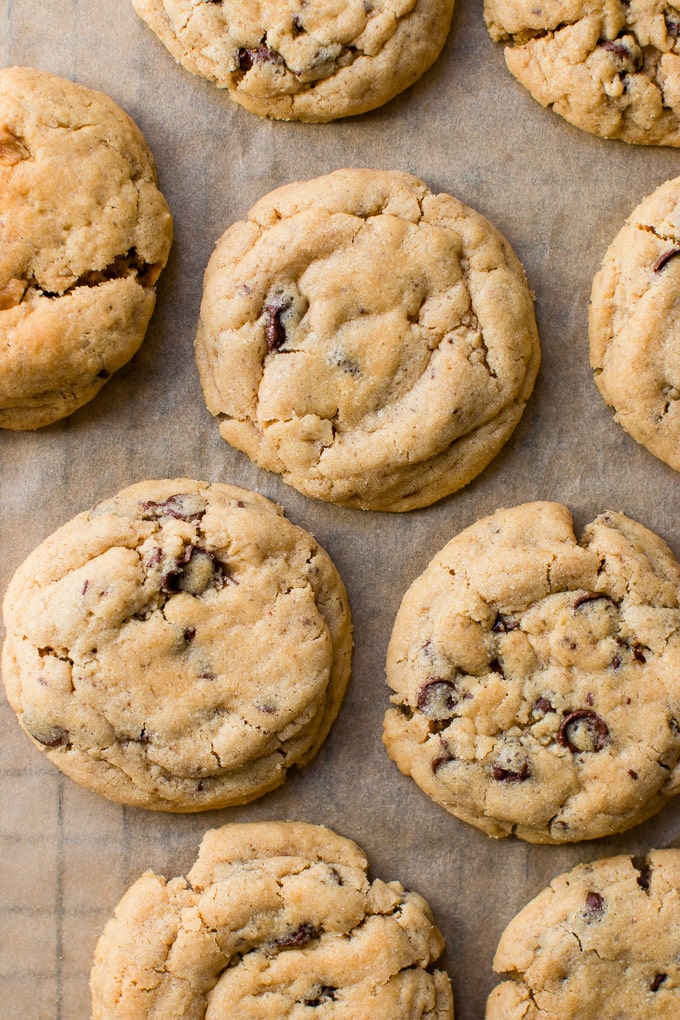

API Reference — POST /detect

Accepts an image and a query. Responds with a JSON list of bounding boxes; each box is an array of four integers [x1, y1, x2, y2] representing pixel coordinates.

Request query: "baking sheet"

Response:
[[2, 2, 680, 1017]]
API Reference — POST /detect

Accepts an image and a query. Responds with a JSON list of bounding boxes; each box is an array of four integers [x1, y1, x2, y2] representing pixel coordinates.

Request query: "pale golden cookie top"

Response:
[[485, 0, 680, 145], [384, 501, 680, 842], [590, 174, 680, 470], [90, 821, 454, 1019], [487, 850, 680, 1018], [196, 168, 540, 511], [1, 479, 352, 811], [0, 66, 173, 429], [130, 0, 455, 122]]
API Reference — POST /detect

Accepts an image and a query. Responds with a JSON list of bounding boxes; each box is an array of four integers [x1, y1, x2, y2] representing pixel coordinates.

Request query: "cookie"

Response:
[[0, 66, 173, 430], [383, 501, 680, 843], [590, 176, 680, 470], [1, 479, 352, 811], [129, 0, 455, 123], [195, 168, 540, 512], [486, 850, 680, 1018], [485, 0, 680, 145], [90, 820, 454, 1019]]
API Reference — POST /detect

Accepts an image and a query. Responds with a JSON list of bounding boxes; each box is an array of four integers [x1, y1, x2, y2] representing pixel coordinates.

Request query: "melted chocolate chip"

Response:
[[238, 43, 283, 71], [492, 613, 519, 632], [584, 890, 605, 917], [628, 769, 639, 779], [633, 856, 651, 890], [417, 679, 459, 720], [651, 973, 667, 992], [275, 923, 319, 949], [489, 657, 505, 679], [653, 247, 680, 273], [183, 627, 196, 643], [26, 723, 69, 748], [432, 750, 455, 774], [665, 11, 680, 37], [558, 709, 609, 753], [265, 295, 292, 351], [491, 761, 530, 783], [631, 645, 647, 663], [533, 697, 554, 716], [600, 39, 631, 57], [140, 494, 206, 522], [162, 546, 230, 595]]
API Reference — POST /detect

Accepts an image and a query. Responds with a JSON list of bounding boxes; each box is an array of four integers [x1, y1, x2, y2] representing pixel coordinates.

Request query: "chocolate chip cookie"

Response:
[[90, 821, 454, 1019], [485, 0, 680, 145], [195, 168, 540, 511], [1, 480, 352, 811], [487, 850, 680, 1018], [0, 67, 173, 429], [129, 0, 455, 122], [383, 502, 680, 842], [590, 175, 680, 469]]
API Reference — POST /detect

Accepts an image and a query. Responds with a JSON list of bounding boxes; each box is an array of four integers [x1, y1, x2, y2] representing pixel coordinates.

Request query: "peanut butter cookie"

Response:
[[195, 169, 540, 511], [590, 175, 680, 469], [90, 821, 454, 1019], [485, 0, 680, 145], [1, 480, 352, 811], [0, 67, 172, 429], [384, 502, 680, 842], [487, 851, 680, 1018], [129, 0, 454, 122]]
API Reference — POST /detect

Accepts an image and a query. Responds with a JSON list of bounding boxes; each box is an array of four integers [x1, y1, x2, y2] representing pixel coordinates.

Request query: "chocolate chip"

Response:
[[573, 592, 615, 609], [265, 295, 292, 351], [558, 709, 609, 753], [491, 761, 530, 783], [25, 722, 69, 748], [183, 627, 196, 643], [533, 697, 554, 716], [432, 750, 455, 774], [140, 494, 206, 522], [162, 546, 230, 595], [653, 247, 680, 273], [417, 679, 459, 720], [611, 654, 622, 669], [492, 613, 519, 632], [628, 769, 639, 779], [274, 924, 319, 949], [292, 14, 305, 35], [633, 856, 651, 890], [651, 973, 667, 992], [584, 890, 605, 917], [665, 11, 680, 37], [489, 657, 505, 679], [631, 645, 647, 663], [600, 39, 631, 57], [238, 43, 283, 72]]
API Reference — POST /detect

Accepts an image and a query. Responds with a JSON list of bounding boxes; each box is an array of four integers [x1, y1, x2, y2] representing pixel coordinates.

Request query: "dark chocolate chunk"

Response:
[[558, 709, 609, 753]]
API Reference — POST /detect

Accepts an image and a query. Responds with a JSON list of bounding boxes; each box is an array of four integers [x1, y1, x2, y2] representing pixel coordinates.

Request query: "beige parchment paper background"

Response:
[[2, 2, 680, 1018]]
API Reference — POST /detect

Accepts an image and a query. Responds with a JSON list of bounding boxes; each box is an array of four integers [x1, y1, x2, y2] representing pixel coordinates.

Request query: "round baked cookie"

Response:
[[0, 66, 173, 430], [195, 168, 540, 512], [383, 501, 680, 843], [485, 0, 680, 145], [90, 821, 454, 1019], [590, 176, 680, 469], [486, 850, 680, 1018], [1, 479, 352, 811], [129, 0, 455, 123]]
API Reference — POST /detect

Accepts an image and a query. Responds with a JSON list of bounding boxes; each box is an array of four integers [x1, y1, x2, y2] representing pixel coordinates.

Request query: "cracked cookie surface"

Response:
[[590, 175, 680, 469], [0, 67, 173, 430], [486, 850, 680, 1018], [1, 479, 352, 811], [485, 0, 680, 145], [383, 501, 680, 842], [90, 820, 454, 1019], [195, 168, 540, 511], [129, 0, 454, 122]]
